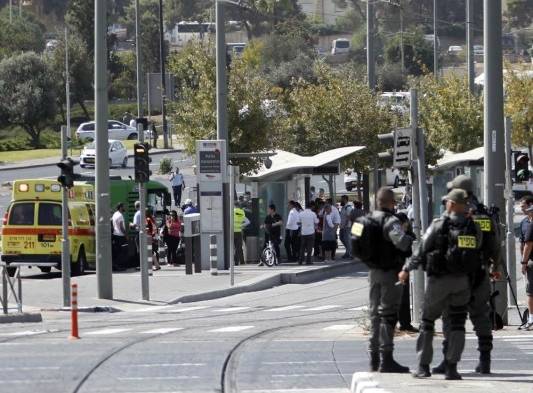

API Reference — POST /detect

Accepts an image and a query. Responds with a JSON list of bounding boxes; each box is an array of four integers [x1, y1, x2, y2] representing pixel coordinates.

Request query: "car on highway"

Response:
[[448, 45, 463, 55], [474, 44, 484, 56], [80, 140, 128, 168], [76, 120, 139, 142], [378, 91, 410, 116]]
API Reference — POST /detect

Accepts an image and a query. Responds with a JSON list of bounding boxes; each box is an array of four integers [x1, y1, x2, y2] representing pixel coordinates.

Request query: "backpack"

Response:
[[351, 212, 396, 270], [444, 217, 481, 275]]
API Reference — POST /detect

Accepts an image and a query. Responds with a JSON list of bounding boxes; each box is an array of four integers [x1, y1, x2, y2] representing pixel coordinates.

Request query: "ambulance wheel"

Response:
[[73, 248, 86, 276], [39, 267, 51, 273]]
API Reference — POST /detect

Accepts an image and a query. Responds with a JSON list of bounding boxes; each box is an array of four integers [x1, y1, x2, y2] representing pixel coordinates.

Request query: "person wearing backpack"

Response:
[[431, 175, 501, 376], [352, 187, 414, 373], [399, 188, 483, 380]]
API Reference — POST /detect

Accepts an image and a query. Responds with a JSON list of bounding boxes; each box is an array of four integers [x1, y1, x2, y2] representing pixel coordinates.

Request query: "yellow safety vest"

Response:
[[234, 208, 246, 233]]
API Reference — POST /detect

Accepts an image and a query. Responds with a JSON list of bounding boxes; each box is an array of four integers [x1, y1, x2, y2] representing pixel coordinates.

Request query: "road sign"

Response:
[[393, 127, 413, 168], [196, 140, 226, 182]]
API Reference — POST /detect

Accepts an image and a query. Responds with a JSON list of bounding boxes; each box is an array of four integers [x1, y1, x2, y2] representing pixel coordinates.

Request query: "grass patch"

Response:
[[0, 148, 82, 163]]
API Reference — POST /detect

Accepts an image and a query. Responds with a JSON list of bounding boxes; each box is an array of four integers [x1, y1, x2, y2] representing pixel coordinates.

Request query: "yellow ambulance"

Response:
[[1, 179, 95, 275]]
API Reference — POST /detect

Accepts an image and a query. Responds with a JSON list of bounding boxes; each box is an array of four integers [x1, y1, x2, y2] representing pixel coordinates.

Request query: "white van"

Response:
[[331, 38, 350, 55]]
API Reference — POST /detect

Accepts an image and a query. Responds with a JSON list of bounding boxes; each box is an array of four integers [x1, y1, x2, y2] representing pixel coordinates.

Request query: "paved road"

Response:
[[1, 271, 532, 393]]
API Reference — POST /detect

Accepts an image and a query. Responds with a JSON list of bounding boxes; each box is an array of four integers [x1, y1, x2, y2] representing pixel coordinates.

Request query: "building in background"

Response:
[[298, 0, 350, 25]]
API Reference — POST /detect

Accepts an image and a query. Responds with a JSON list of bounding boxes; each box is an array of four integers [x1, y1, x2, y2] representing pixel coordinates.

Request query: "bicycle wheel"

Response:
[[261, 247, 276, 267]]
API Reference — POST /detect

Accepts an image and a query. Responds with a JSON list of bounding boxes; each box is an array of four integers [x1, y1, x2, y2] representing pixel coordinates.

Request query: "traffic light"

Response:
[[377, 128, 413, 168], [57, 158, 80, 188], [134, 142, 152, 183], [514, 152, 531, 182]]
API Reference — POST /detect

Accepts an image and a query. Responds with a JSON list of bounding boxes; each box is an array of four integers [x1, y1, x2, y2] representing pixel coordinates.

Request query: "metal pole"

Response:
[[433, 0, 438, 78], [400, 3, 405, 76], [366, 0, 375, 90], [216, 0, 231, 271], [65, 27, 72, 157], [18, 0, 21, 16], [504, 117, 517, 306], [135, 0, 143, 118], [229, 165, 235, 287], [158, 0, 169, 148], [409, 88, 424, 324], [95, 0, 113, 299], [138, 124, 149, 300], [466, 0, 475, 94], [61, 125, 71, 308], [417, 128, 429, 233], [9, 0, 12, 23], [483, 0, 505, 213]]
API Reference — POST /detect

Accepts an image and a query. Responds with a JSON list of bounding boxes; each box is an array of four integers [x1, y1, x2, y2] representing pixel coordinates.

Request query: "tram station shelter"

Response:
[[240, 146, 365, 261]]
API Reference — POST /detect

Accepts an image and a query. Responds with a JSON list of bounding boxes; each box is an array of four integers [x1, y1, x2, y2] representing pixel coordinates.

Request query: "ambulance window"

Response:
[[38, 203, 62, 226], [86, 204, 95, 226], [8, 203, 35, 225]]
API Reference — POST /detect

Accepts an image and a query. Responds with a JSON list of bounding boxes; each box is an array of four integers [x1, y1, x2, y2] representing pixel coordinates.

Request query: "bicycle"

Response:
[[260, 240, 279, 267]]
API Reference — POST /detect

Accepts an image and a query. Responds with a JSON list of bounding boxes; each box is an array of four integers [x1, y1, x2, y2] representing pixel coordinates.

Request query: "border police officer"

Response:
[[431, 175, 500, 375], [399, 189, 483, 380], [366, 188, 414, 373]]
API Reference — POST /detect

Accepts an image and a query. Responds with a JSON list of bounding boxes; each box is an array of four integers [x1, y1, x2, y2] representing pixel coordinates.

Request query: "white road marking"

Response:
[[0, 330, 47, 336], [160, 306, 210, 313], [322, 324, 357, 331], [123, 363, 205, 367], [0, 379, 59, 384], [262, 360, 357, 365], [242, 390, 350, 393], [209, 325, 254, 333], [271, 373, 345, 378], [347, 306, 368, 311], [133, 305, 175, 313], [502, 338, 533, 342], [140, 328, 183, 334], [85, 328, 132, 336], [0, 366, 60, 371], [264, 305, 305, 312], [118, 376, 200, 381], [304, 305, 340, 311], [213, 307, 251, 312]]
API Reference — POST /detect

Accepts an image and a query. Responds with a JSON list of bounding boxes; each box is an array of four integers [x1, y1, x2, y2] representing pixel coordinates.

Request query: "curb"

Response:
[[169, 260, 363, 305], [0, 149, 182, 172], [0, 312, 42, 324]]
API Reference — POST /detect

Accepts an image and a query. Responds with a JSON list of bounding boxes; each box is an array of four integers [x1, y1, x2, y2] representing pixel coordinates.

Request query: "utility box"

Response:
[[183, 213, 201, 237], [183, 213, 201, 274]]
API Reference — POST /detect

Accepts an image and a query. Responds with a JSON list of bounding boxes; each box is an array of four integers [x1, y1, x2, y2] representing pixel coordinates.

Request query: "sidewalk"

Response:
[[0, 146, 182, 172], [9, 260, 361, 314]]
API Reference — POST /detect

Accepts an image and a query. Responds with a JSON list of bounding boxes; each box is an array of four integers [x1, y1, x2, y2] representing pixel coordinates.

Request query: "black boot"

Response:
[[474, 351, 491, 374], [370, 352, 380, 372], [432, 359, 447, 374], [413, 364, 431, 378], [445, 363, 462, 380], [379, 352, 410, 373]]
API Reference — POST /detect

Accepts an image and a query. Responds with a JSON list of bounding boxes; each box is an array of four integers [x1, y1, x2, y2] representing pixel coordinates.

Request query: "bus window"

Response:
[[8, 203, 35, 225], [38, 203, 62, 226]]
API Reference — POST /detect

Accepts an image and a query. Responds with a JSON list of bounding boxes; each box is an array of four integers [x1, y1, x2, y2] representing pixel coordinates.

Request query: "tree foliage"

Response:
[[415, 74, 483, 154], [65, 0, 95, 56], [505, 0, 533, 29], [0, 7, 45, 59], [168, 42, 280, 173], [505, 69, 533, 153], [0, 52, 58, 147], [384, 28, 433, 76]]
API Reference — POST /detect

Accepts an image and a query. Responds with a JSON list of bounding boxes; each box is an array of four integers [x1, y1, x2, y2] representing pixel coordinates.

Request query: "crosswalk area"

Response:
[[0, 323, 361, 339], [132, 304, 368, 314]]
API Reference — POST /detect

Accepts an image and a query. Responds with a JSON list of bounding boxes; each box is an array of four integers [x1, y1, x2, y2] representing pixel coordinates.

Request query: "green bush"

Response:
[[158, 157, 172, 175]]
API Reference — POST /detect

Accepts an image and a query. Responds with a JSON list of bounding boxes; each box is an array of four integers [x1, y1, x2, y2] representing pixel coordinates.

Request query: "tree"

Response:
[[65, 0, 95, 56], [45, 32, 93, 120], [0, 7, 46, 59], [505, 0, 533, 29], [505, 68, 533, 159], [415, 74, 483, 153], [0, 52, 58, 147], [384, 28, 433, 76], [168, 42, 280, 173]]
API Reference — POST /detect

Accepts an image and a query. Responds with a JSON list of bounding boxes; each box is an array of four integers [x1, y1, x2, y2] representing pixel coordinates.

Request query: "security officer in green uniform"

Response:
[[234, 202, 250, 266], [399, 188, 483, 380], [432, 175, 501, 375]]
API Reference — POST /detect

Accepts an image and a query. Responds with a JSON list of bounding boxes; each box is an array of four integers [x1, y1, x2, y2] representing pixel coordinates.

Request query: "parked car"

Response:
[[378, 91, 410, 116], [474, 44, 484, 56], [448, 45, 463, 55], [331, 38, 350, 55], [80, 140, 128, 168], [76, 120, 138, 142]]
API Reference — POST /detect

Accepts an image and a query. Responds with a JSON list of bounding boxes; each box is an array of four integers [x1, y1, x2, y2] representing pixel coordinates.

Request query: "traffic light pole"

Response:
[[95, 0, 113, 299], [409, 88, 425, 324], [60, 125, 71, 308], [138, 125, 149, 300]]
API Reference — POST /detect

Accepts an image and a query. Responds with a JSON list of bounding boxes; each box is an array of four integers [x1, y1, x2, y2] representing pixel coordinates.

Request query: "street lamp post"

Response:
[[135, 0, 143, 118], [159, 0, 169, 148]]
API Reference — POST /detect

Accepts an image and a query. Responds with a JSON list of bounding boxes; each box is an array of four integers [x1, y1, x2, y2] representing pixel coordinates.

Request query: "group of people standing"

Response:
[[362, 175, 501, 381], [261, 195, 364, 265]]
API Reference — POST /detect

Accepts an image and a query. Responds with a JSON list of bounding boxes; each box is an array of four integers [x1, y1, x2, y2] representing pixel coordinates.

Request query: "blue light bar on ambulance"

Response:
[[35, 184, 45, 192], [50, 184, 61, 192]]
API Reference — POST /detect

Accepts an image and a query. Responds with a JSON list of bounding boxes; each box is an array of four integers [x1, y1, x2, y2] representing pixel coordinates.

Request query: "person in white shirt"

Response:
[[111, 203, 128, 270], [298, 202, 319, 265], [129, 201, 141, 258], [284, 200, 300, 262], [169, 167, 185, 207]]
